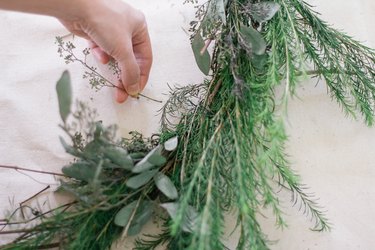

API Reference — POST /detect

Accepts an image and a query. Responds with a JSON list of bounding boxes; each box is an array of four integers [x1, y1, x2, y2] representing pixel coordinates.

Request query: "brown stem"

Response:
[[0, 228, 37, 235], [200, 39, 213, 55], [0, 202, 76, 227], [61, 44, 162, 104], [0, 165, 65, 177], [20, 186, 51, 219], [138, 93, 163, 103]]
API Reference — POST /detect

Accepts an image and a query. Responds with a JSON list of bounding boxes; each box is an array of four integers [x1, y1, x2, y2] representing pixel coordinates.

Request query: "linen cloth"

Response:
[[0, 0, 374, 249]]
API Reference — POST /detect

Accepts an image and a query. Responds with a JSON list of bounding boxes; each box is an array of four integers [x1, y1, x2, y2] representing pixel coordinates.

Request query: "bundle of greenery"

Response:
[[1, 1, 374, 249]]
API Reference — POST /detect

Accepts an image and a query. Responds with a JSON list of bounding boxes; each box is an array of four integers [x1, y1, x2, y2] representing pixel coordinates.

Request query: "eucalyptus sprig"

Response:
[[1, 1, 374, 249], [0, 72, 182, 249]]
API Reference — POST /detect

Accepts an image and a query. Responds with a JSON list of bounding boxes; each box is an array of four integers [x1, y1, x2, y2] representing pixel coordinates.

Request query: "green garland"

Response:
[[1, 1, 374, 249]]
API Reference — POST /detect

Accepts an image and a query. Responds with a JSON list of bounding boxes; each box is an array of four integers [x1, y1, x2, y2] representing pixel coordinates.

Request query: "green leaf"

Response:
[[248, 2, 280, 23], [129, 152, 146, 160], [148, 154, 167, 167], [160, 202, 198, 233], [59, 136, 81, 157], [132, 160, 154, 174], [104, 146, 133, 170], [126, 169, 158, 189], [127, 223, 143, 236], [154, 173, 178, 200], [82, 140, 104, 161], [114, 200, 138, 227], [164, 136, 178, 151], [114, 200, 153, 235], [132, 203, 153, 227], [239, 24, 267, 55], [132, 145, 163, 173], [56, 70, 72, 123], [62, 162, 95, 182], [192, 33, 211, 75], [215, 0, 227, 25], [251, 54, 268, 70]]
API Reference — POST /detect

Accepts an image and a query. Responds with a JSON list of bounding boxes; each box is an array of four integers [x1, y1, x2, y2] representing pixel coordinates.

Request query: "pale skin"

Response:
[[0, 0, 153, 103]]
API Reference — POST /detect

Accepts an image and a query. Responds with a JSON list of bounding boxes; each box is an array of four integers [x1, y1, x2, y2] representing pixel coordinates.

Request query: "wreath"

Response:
[[1, 1, 374, 249]]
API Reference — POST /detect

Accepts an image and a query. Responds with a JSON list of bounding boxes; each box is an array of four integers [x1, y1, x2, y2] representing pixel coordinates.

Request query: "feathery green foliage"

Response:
[[136, 0, 373, 249], [1, 0, 374, 249]]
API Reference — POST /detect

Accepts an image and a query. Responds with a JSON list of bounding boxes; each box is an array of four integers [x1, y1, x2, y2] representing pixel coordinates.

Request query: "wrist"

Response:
[[51, 0, 93, 21]]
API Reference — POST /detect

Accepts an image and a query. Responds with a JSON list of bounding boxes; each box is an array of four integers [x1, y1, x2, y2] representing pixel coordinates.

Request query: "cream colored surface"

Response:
[[0, 0, 374, 249]]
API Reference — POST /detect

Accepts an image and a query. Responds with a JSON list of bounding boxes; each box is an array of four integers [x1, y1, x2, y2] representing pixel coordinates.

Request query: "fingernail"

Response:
[[127, 83, 140, 96]]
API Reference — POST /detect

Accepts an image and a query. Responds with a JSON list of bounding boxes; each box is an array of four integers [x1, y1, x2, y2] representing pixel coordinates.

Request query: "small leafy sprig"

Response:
[[0, 72, 187, 249], [56, 37, 162, 103]]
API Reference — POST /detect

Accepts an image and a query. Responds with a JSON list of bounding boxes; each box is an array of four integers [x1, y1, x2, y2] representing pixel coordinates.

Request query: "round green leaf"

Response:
[[248, 2, 280, 23], [148, 154, 167, 167], [62, 162, 95, 182], [132, 145, 163, 173], [154, 173, 178, 200], [192, 33, 211, 75], [56, 71, 72, 123], [160, 202, 198, 233], [129, 152, 146, 160], [239, 24, 267, 55], [114, 200, 138, 227], [164, 136, 178, 151], [59, 136, 81, 157], [126, 169, 158, 189], [104, 146, 133, 170], [114, 200, 153, 234]]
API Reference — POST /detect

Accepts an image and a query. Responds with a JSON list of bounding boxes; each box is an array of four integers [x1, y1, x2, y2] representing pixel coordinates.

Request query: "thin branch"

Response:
[[20, 186, 51, 219], [0, 165, 65, 177]]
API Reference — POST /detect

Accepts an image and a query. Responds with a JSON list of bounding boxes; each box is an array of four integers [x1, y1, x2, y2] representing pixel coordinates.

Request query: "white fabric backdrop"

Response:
[[0, 0, 374, 249]]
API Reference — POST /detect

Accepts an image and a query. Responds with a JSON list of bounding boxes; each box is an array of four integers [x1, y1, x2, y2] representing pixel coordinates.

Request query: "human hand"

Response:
[[59, 0, 152, 103]]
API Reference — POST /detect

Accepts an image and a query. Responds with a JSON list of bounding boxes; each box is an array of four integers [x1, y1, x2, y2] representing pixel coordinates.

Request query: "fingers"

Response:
[[117, 48, 141, 96], [89, 41, 111, 64], [116, 23, 152, 97], [116, 83, 129, 103], [133, 24, 153, 91]]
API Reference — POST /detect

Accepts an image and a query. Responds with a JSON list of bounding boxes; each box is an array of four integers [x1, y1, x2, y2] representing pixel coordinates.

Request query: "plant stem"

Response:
[[0, 165, 65, 177]]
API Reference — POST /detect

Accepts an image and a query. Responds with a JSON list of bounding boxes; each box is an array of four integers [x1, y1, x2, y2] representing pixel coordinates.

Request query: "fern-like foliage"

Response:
[[136, 0, 374, 249]]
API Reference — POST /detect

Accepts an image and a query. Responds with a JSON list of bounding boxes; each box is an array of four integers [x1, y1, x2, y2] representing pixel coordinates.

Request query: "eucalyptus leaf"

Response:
[[126, 169, 158, 189], [164, 136, 178, 151], [129, 152, 146, 160], [160, 202, 198, 233], [132, 161, 154, 174], [82, 140, 104, 161], [127, 223, 143, 236], [215, 0, 227, 25], [239, 24, 267, 55], [62, 162, 95, 182], [248, 2, 280, 23], [114, 200, 138, 227], [59, 136, 81, 157], [56, 70, 72, 123], [192, 33, 211, 75], [114, 200, 153, 235], [148, 154, 167, 167], [132, 145, 162, 173], [104, 146, 133, 170], [154, 172, 178, 200], [251, 54, 268, 70]]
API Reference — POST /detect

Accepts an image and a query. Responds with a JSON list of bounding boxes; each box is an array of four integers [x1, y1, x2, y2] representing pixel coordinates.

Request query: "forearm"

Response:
[[0, 0, 90, 20]]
